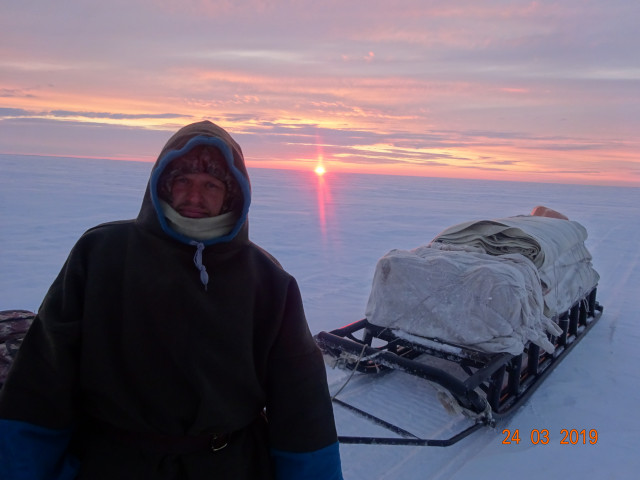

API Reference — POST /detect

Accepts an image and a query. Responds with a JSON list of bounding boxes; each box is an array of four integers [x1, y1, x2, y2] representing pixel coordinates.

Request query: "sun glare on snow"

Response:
[[315, 165, 326, 176]]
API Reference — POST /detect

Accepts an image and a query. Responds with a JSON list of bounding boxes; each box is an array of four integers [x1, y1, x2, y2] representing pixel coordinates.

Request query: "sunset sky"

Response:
[[1, 0, 638, 186]]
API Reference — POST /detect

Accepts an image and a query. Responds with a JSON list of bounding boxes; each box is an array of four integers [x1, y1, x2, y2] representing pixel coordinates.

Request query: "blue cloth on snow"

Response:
[[271, 442, 343, 480], [0, 419, 79, 480]]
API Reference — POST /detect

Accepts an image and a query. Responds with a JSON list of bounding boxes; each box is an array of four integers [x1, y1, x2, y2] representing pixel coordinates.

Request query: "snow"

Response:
[[1, 153, 639, 479]]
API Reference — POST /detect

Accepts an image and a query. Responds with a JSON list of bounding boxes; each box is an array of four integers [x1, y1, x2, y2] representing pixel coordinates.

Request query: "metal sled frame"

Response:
[[315, 288, 603, 446]]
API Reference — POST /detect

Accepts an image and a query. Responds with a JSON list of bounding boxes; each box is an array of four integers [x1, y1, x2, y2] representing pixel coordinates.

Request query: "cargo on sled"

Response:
[[315, 207, 604, 447]]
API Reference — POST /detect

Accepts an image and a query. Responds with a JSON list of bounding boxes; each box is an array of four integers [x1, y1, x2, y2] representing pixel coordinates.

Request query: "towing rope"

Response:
[[330, 327, 398, 400], [331, 341, 367, 400]]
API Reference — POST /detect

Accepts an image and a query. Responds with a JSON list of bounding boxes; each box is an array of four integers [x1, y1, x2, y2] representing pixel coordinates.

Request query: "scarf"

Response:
[[159, 200, 237, 241]]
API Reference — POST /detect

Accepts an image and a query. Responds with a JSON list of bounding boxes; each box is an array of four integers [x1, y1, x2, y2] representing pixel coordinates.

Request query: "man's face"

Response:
[[169, 172, 227, 218]]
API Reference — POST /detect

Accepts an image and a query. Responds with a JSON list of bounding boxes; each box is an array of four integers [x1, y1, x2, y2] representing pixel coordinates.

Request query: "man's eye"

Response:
[[207, 182, 223, 190]]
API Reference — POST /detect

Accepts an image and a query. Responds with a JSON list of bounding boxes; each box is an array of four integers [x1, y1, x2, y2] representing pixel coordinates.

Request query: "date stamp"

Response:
[[502, 428, 599, 445]]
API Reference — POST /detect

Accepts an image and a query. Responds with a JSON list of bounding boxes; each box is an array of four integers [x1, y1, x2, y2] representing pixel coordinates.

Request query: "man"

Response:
[[0, 121, 343, 479]]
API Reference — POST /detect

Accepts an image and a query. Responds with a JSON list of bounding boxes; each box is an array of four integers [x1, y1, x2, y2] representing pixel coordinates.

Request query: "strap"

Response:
[[94, 420, 230, 455]]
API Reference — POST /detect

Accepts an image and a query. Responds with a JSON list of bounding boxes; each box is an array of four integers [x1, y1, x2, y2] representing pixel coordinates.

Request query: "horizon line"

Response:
[[1, 151, 637, 189]]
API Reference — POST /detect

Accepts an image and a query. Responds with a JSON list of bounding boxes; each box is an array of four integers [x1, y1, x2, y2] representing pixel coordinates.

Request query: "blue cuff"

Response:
[[271, 442, 343, 480], [0, 419, 79, 480]]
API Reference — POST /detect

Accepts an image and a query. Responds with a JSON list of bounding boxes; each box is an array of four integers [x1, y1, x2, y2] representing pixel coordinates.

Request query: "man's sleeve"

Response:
[[271, 442, 343, 480], [0, 247, 84, 479], [0, 419, 79, 480], [266, 278, 343, 479]]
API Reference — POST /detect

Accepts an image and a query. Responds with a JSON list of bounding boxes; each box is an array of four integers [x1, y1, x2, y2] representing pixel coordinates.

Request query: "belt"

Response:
[[95, 421, 232, 455]]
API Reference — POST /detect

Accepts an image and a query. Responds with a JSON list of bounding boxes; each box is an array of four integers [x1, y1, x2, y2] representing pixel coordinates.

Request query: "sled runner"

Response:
[[0, 310, 35, 388], [316, 210, 604, 446]]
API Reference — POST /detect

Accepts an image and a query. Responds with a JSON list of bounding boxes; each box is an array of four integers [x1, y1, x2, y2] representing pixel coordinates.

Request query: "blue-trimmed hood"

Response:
[[137, 120, 251, 246]]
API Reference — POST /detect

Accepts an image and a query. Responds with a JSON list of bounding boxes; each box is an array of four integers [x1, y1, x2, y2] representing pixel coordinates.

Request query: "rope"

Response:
[[330, 326, 397, 400], [331, 341, 367, 400]]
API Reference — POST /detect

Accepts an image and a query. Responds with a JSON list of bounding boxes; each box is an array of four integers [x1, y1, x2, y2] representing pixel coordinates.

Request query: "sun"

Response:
[[314, 165, 326, 176]]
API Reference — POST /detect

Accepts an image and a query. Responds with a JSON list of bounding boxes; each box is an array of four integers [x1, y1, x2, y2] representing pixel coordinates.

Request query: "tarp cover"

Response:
[[430, 215, 600, 316], [365, 247, 562, 354], [365, 215, 599, 354]]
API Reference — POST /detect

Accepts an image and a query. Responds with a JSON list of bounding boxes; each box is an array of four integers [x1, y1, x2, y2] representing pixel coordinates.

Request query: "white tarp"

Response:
[[365, 246, 562, 355], [430, 215, 600, 316], [365, 214, 600, 354]]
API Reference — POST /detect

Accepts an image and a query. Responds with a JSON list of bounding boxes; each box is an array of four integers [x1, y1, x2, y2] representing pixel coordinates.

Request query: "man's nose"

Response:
[[186, 184, 205, 202]]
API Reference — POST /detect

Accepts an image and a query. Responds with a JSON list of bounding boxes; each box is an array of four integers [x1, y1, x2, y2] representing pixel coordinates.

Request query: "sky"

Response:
[[1, 0, 639, 187]]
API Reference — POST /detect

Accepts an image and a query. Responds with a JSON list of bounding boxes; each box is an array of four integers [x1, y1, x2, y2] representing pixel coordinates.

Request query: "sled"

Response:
[[0, 310, 35, 388], [315, 287, 603, 446]]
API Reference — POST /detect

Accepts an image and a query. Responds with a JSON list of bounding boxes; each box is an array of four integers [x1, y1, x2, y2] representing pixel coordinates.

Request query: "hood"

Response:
[[137, 120, 251, 246]]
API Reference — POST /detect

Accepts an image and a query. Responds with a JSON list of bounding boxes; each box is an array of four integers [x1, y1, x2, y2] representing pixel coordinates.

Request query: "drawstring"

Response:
[[190, 241, 209, 290]]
